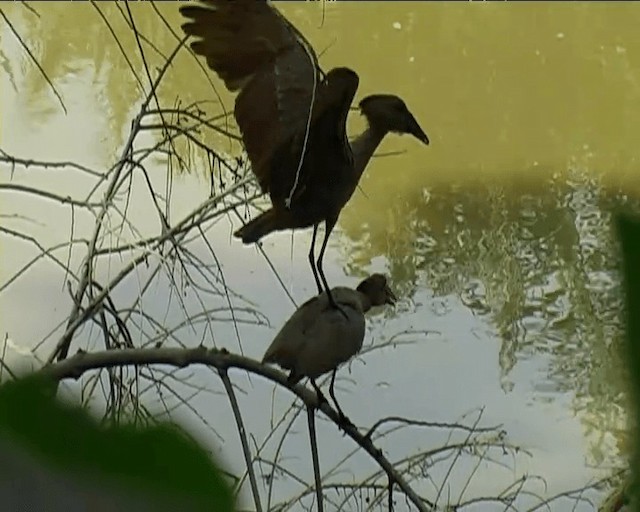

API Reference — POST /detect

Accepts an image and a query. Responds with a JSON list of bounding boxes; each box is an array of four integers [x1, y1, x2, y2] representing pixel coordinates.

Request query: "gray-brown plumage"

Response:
[[262, 274, 397, 424], [180, 1, 427, 309]]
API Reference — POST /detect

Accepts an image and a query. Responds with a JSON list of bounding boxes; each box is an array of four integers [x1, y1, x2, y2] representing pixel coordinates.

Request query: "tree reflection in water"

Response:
[[340, 170, 636, 467]]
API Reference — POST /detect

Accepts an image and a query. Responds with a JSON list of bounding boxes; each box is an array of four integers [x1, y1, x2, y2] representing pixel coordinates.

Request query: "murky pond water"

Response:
[[2, 2, 640, 510]]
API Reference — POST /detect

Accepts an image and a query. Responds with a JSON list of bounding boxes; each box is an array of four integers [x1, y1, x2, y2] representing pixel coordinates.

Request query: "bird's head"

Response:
[[356, 274, 397, 307], [358, 94, 429, 144]]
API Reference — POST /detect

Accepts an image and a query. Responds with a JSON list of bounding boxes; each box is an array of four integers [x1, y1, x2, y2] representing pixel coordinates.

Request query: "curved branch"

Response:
[[365, 415, 503, 440], [41, 346, 432, 512]]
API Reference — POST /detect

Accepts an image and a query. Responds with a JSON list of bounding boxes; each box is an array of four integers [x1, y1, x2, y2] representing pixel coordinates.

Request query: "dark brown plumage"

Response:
[[180, 0, 428, 308], [262, 273, 397, 424]]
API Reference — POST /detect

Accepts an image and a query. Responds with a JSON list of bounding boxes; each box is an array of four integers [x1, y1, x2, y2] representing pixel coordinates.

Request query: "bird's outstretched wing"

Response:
[[180, 0, 322, 193]]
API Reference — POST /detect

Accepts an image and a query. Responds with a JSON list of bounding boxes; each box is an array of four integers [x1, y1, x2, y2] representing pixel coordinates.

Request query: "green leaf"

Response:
[[0, 375, 234, 511], [616, 214, 640, 512]]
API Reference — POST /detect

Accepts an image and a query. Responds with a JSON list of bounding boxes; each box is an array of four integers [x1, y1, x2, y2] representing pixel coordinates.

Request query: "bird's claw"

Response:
[[337, 412, 355, 433]]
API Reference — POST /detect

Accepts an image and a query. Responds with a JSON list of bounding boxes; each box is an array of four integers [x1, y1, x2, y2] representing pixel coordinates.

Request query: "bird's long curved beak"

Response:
[[407, 114, 429, 145], [385, 286, 398, 305]]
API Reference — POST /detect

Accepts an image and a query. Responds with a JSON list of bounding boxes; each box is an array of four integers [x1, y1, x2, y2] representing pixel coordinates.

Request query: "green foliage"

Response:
[[617, 214, 640, 511], [0, 375, 234, 511]]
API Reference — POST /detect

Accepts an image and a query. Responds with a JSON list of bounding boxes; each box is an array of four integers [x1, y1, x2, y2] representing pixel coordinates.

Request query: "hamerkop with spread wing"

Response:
[[262, 274, 396, 426], [180, 1, 428, 310]]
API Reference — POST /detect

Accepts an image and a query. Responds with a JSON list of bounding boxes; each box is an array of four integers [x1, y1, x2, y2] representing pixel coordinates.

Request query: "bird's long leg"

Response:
[[305, 406, 324, 511], [308, 224, 323, 294], [310, 379, 328, 408], [329, 370, 355, 430], [317, 217, 348, 319]]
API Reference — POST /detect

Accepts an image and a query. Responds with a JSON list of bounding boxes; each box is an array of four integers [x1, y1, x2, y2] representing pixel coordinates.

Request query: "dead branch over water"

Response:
[[0, 4, 619, 511]]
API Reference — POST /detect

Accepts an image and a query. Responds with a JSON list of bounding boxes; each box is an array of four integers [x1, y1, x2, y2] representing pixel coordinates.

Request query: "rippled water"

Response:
[[1, 2, 639, 510]]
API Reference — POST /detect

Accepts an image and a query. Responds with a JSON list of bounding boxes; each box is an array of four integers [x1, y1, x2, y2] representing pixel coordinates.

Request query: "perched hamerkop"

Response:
[[262, 274, 397, 426], [180, 0, 428, 311]]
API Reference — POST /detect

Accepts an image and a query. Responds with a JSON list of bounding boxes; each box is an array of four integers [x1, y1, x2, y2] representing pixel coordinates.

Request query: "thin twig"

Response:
[[220, 368, 262, 512], [48, 178, 254, 362], [0, 8, 67, 114], [51, 36, 188, 362], [365, 415, 502, 439], [90, 1, 144, 92], [0, 183, 102, 209], [0, 151, 102, 178]]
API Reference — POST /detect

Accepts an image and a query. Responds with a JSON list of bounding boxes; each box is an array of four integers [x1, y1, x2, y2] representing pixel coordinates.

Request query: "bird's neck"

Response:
[[350, 124, 387, 180], [357, 292, 373, 313]]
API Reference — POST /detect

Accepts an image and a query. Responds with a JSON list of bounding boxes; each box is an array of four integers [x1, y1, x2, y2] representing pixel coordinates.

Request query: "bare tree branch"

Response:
[[51, 35, 188, 362], [220, 368, 262, 512], [0, 8, 67, 114], [42, 346, 433, 512]]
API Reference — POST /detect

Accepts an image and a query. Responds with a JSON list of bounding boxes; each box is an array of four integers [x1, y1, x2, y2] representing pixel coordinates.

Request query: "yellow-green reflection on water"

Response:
[[2, 0, 639, 501]]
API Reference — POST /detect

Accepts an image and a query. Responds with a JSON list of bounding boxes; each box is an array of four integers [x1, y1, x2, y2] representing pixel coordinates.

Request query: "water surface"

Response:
[[1, 2, 639, 510]]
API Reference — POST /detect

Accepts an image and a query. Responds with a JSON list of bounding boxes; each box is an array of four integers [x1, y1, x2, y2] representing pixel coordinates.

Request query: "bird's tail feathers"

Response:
[[234, 209, 280, 244]]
